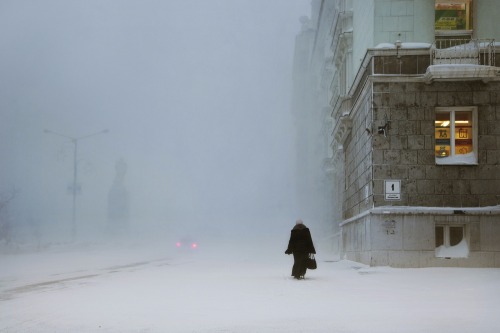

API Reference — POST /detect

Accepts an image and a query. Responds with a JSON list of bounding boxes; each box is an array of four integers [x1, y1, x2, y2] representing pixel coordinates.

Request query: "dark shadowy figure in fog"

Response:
[[107, 159, 130, 235], [285, 219, 316, 279]]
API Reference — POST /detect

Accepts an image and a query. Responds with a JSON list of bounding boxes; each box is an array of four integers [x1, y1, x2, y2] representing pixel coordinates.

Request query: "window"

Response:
[[435, 0, 473, 36], [435, 224, 468, 258], [435, 107, 477, 165], [435, 225, 464, 247]]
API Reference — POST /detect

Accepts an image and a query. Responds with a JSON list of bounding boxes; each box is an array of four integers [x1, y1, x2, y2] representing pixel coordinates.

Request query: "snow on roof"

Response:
[[374, 42, 431, 49], [439, 41, 500, 49], [340, 205, 500, 226], [401, 42, 431, 49], [374, 43, 396, 49]]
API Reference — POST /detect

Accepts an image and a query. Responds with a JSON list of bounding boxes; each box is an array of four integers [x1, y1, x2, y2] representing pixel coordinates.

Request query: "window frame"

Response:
[[435, 224, 465, 247], [434, 0, 473, 37], [435, 106, 478, 165], [435, 224, 468, 258]]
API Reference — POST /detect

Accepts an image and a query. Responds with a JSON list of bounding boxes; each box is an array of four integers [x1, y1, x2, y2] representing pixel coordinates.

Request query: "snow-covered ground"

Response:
[[1, 238, 500, 333]]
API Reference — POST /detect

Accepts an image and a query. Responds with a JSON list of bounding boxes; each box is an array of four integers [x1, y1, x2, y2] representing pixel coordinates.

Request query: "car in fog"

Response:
[[175, 237, 198, 251]]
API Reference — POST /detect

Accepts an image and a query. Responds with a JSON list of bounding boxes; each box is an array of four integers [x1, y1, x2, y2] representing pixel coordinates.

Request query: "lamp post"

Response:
[[44, 129, 108, 241]]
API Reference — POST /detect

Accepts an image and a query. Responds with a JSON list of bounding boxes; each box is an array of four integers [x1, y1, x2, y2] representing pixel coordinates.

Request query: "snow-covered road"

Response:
[[1, 240, 499, 332]]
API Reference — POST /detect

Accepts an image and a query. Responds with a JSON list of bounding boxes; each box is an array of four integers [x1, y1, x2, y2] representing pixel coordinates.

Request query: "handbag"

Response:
[[306, 253, 317, 270]]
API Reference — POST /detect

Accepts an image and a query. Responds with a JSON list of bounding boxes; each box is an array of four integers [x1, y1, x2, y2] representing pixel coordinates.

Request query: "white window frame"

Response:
[[435, 224, 465, 247], [435, 106, 478, 165], [435, 224, 468, 258]]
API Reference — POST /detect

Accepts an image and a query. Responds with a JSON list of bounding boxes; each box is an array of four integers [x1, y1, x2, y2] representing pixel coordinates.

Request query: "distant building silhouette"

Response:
[[107, 159, 129, 234]]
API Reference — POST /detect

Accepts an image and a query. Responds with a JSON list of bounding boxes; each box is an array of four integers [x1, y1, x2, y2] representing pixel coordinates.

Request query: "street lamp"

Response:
[[44, 128, 108, 241]]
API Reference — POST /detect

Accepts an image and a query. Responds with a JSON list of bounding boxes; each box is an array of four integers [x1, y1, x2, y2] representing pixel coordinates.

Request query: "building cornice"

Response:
[[340, 205, 500, 227]]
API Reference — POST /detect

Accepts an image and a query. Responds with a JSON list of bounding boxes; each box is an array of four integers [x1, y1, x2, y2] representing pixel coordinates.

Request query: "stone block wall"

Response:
[[373, 0, 417, 45], [371, 80, 500, 209], [343, 93, 374, 219], [341, 212, 500, 267], [341, 78, 500, 267]]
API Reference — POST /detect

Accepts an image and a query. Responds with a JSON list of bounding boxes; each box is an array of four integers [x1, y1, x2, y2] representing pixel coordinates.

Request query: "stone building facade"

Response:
[[293, 0, 500, 267]]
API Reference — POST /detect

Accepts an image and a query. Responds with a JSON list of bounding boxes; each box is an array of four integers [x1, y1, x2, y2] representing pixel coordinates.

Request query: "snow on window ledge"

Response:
[[436, 152, 477, 165], [435, 239, 469, 259]]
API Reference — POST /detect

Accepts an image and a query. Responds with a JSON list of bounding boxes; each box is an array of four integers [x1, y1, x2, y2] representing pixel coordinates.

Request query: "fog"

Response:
[[0, 0, 311, 245]]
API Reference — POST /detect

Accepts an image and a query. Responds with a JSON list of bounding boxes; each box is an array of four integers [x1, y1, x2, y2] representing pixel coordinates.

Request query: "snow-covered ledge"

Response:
[[435, 152, 477, 165], [424, 64, 500, 83], [339, 205, 500, 227]]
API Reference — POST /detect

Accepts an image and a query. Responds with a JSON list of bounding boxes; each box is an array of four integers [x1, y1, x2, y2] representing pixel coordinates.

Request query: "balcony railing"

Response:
[[431, 39, 495, 66]]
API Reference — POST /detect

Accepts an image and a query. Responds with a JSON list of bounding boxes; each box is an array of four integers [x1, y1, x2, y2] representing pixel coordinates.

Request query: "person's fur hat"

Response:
[[296, 219, 303, 225]]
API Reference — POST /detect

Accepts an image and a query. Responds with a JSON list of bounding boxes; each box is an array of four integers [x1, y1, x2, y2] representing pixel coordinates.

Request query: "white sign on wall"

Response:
[[385, 180, 401, 200]]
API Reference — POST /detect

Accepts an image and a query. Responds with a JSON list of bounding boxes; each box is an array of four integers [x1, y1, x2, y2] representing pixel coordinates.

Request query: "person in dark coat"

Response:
[[285, 219, 316, 279]]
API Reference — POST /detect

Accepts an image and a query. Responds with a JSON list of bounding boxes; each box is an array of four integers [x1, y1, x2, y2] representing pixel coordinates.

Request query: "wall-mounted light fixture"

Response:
[[395, 39, 402, 58], [378, 115, 391, 137]]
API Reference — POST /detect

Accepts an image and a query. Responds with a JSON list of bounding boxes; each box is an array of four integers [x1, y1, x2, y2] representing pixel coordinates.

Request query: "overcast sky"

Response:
[[0, 0, 310, 239]]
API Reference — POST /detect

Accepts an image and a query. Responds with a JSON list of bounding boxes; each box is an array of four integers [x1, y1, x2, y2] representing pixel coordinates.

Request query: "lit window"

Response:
[[435, 225, 468, 258], [435, 0, 472, 33], [435, 107, 477, 165]]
